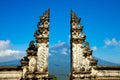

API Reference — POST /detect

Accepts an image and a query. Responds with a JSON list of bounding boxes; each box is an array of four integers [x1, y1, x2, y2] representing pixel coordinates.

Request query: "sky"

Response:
[[0, 0, 120, 64]]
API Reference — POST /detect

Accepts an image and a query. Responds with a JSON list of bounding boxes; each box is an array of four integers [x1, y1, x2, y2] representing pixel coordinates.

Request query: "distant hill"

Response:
[[97, 57, 120, 66], [0, 57, 119, 66], [0, 59, 20, 66]]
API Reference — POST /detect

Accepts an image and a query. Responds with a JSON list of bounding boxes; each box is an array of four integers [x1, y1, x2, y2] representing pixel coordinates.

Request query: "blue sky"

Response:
[[0, 0, 120, 63]]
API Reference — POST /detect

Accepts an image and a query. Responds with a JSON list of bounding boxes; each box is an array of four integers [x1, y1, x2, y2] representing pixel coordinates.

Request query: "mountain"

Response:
[[49, 42, 70, 80], [97, 57, 120, 66], [0, 59, 20, 66]]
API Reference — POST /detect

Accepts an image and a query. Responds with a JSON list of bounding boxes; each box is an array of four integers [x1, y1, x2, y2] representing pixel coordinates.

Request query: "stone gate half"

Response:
[[0, 9, 51, 80], [70, 10, 120, 80]]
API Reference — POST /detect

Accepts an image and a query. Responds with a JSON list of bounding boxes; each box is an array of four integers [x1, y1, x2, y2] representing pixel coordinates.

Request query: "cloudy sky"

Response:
[[0, 0, 120, 64]]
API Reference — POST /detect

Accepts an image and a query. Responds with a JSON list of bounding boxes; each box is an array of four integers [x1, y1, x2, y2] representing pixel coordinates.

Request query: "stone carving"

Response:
[[34, 9, 49, 73], [70, 10, 120, 80], [34, 30, 41, 38], [79, 31, 86, 40], [71, 10, 97, 79], [28, 56, 36, 73], [26, 40, 37, 56], [71, 10, 81, 25], [36, 43, 48, 72], [21, 9, 49, 79], [34, 9, 49, 41]]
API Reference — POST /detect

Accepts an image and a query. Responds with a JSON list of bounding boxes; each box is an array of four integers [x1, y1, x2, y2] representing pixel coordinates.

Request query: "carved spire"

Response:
[[71, 10, 81, 25], [34, 9, 50, 43], [71, 10, 85, 44], [40, 8, 50, 21]]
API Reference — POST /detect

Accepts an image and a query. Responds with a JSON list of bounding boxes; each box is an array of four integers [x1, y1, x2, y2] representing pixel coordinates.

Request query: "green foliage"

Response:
[[52, 75, 57, 80], [49, 74, 57, 80]]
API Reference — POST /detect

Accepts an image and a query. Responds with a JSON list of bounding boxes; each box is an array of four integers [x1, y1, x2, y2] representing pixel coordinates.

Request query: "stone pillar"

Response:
[[21, 57, 28, 80], [34, 9, 50, 79], [70, 10, 97, 80]]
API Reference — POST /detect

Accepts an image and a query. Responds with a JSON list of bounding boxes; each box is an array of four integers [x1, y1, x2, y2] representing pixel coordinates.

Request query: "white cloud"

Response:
[[91, 46, 97, 51], [0, 49, 21, 57], [0, 40, 24, 58], [104, 38, 120, 48], [50, 41, 69, 55], [50, 50, 58, 53], [0, 40, 10, 50], [61, 48, 68, 55], [48, 53, 52, 56], [52, 41, 66, 48]]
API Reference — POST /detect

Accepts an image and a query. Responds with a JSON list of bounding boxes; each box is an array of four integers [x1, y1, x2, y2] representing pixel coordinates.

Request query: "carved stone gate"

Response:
[[0, 9, 120, 80]]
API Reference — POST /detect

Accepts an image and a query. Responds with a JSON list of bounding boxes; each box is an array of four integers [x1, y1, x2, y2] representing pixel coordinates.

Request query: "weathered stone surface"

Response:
[[25, 9, 49, 79], [36, 43, 48, 72], [0, 71, 22, 79], [28, 56, 37, 72], [0, 66, 22, 80]]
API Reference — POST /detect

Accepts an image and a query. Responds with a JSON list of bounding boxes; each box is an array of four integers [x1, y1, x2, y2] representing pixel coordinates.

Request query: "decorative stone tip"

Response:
[[40, 9, 50, 21], [71, 10, 81, 24]]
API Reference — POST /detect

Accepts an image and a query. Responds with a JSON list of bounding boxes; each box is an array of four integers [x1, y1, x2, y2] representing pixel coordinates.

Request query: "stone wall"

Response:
[[0, 66, 22, 80], [94, 66, 120, 80]]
